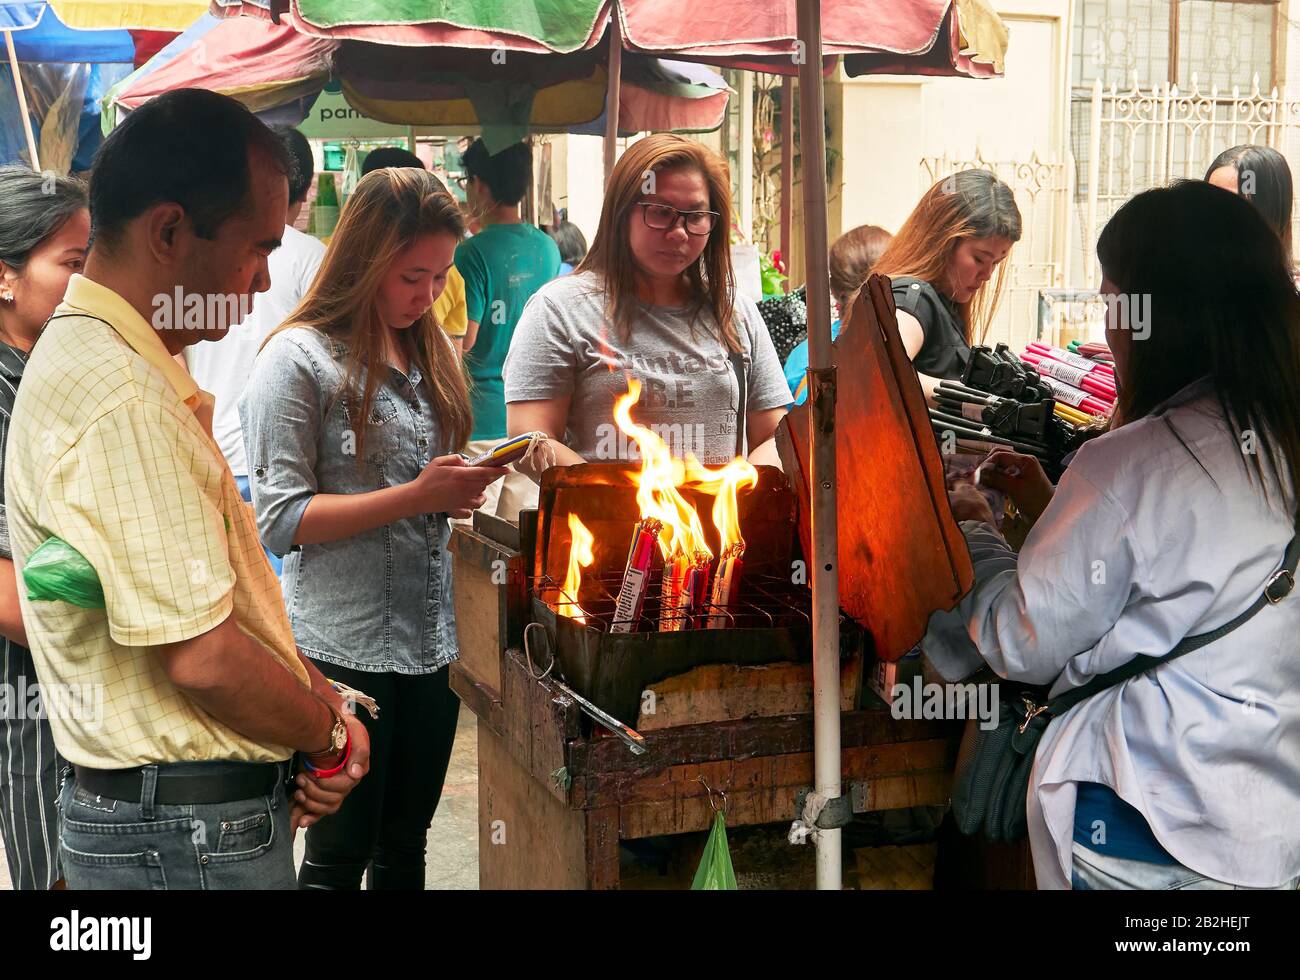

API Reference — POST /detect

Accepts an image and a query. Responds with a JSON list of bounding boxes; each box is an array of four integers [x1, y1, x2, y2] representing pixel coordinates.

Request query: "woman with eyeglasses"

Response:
[[504, 134, 791, 475]]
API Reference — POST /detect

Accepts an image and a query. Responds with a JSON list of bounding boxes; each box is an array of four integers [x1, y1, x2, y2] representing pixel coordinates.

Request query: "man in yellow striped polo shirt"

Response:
[[4, 90, 370, 890]]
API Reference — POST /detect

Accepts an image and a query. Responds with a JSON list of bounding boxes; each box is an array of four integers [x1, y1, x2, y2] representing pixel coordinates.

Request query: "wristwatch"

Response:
[[312, 706, 348, 758]]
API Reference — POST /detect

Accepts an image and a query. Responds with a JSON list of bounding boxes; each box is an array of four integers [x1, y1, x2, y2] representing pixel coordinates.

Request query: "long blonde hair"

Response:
[[576, 134, 742, 353], [266, 168, 472, 460], [872, 170, 1021, 344]]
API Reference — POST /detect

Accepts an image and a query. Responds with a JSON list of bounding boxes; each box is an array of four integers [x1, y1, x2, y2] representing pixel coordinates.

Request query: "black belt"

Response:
[[73, 761, 285, 805]]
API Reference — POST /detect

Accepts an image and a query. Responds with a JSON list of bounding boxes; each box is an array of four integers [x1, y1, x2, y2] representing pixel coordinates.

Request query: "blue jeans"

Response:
[[57, 763, 297, 890], [1071, 842, 1300, 890], [235, 475, 282, 576]]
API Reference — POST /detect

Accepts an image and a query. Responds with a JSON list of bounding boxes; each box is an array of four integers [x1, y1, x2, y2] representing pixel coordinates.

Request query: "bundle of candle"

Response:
[[660, 552, 711, 632], [928, 343, 1109, 480], [610, 518, 662, 634], [1068, 339, 1114, 364], [1020, 342, 1116, 418]]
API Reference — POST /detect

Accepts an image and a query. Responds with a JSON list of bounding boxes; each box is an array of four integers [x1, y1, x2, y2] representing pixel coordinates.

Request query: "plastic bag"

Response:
[[691, 810, 738, 890], [23, 536, 105, 609]]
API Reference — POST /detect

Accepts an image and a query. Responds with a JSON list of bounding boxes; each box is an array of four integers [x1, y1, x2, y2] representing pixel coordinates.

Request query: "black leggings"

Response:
[[298, 662, 460, 890]]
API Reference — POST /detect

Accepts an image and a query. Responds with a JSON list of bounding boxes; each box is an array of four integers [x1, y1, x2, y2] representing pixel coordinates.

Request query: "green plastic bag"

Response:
[[691, 810, 738, 890], [23, 536, 105, 609]]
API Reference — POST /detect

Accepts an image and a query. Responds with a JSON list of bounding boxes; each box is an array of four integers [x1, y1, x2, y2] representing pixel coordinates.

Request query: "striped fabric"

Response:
[[0, 341, 62, 890]]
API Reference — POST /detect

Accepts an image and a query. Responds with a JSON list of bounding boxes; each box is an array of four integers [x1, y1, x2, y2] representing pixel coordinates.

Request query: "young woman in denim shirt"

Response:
[[240, 168, 507, 889]]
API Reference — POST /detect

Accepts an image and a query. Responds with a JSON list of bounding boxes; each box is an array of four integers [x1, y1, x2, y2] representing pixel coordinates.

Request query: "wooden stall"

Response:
[[451, 517, 961, 890], [449, 277, 1033, 889]]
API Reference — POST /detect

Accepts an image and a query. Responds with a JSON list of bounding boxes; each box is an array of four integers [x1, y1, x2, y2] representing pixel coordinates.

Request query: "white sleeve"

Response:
[[924, 465, 1146, 686]]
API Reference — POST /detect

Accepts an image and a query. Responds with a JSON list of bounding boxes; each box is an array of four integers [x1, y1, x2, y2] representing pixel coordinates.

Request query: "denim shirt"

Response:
[[238, 327, 458, 674]]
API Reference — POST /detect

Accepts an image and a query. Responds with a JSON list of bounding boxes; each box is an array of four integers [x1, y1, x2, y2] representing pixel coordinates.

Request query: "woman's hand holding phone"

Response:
[[411, 454, 510, 519]]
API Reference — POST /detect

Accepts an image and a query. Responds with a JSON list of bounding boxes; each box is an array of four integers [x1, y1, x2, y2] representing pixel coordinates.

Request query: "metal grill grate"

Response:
[[535, 569, 812, 634]]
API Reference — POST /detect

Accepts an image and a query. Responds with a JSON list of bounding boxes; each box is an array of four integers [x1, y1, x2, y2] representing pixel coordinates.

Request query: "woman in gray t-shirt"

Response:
[[503, 135, 791, 472]]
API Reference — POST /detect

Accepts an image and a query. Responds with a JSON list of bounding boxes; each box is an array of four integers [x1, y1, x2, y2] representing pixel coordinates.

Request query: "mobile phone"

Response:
[[463, 432, 544, 468]]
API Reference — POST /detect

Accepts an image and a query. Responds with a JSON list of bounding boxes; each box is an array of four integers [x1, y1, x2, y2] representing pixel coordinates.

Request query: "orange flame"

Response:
[[558, 513, 595, 623], [613, 379, 713, 564], [684, 456, 759, 554]]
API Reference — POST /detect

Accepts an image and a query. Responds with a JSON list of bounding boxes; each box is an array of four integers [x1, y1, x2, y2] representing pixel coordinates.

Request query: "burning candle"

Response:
[[660, 554, 689, 632], [685, 457, 758, 629], [707, 543, 744, 629], [610, 518, 661, 634], [556, 513, 594, 623]]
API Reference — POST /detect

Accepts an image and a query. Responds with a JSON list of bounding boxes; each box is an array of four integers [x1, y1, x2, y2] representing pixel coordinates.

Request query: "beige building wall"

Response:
[[543, 133, 607, 245], [769, 1, 1066, 350]]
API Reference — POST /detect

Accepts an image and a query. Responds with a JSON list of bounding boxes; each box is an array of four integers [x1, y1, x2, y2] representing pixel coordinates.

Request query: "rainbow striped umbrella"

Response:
[[211, 0, 1005, 76], [1, 0, 201, 167], [108, 11, 732, 149]]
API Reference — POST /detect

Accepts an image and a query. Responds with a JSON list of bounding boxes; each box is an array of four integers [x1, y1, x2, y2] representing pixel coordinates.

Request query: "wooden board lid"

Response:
[[776, 273, 974, 661]]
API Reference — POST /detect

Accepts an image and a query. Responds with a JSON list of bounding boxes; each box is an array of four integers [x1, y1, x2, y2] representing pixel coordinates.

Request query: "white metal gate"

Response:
[[1082, 72, 1300, 281], [921, 151, 1072, 352]]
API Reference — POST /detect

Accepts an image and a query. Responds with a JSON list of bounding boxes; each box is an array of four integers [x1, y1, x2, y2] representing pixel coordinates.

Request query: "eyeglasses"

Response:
[[635, 201, 719, 236], [453, 175, 469, 190]]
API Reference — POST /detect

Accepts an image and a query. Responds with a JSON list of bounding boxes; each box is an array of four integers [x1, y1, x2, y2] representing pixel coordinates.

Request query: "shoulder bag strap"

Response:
[[729, 349, 748, 458], [1046, 513, 1300, 718]]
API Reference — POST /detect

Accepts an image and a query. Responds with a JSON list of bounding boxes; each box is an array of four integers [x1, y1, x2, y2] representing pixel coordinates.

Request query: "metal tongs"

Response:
[[523, 622, 647, 755]]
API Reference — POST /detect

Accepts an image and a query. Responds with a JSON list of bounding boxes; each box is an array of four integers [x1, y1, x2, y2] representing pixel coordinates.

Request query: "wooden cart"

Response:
[[450, 518, 997, 890]]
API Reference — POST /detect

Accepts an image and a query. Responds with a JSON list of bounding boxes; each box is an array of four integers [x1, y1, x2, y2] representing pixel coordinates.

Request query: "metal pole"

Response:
[[796, 0, 841, 891], [4, 31, 39, 171], [603, 14, 623, 183], [738, 72, 755, 242], [780, 75, 793, 280], [1086, 78, 1102, 286]]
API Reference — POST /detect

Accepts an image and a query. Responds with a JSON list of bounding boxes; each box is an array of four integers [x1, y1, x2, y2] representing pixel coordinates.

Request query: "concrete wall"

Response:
[[829, 0, 1070, 252]]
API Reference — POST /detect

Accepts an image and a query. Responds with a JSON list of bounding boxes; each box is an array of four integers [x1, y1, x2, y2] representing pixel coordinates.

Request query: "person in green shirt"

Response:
[[456, 138, 561, 520]]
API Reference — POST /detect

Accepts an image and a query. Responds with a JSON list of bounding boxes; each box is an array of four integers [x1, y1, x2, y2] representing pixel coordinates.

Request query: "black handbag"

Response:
[[951, 521, 1299, 842], [756, 286, 808, 364]]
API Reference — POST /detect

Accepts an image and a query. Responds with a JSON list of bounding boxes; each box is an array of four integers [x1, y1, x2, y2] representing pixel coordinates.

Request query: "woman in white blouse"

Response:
[[926, 179, 1300, 890]]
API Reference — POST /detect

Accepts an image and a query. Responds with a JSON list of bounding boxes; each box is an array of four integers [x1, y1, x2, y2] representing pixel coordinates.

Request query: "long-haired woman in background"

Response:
[[872, 169, 1022, 400], [240, 168, 507, 889], [1205, 144, 1295, 272], [0, 166, 88, 890]]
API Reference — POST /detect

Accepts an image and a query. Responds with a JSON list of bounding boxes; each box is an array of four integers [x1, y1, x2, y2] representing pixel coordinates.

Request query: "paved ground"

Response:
[[0, 708, 480, 891]]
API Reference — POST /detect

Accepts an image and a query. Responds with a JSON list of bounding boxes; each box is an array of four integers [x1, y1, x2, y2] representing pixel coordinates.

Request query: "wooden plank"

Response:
[[498, 648, 582, 805], [570, 704, 958, 777], [619, 771, 953, 839], [449, 527, 509, 695], [573, 737, 954, 810], [776, 272, 974, 661], [478, 720, 595, 889], [500, 636, 534, 769], [636, 656, 861, 731], [448, 664, 503, 736], [584, 807, 622, 890]]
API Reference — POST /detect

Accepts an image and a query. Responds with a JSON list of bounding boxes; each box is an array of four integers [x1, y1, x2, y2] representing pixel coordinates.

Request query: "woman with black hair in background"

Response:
[[0, 167, 89, 890], [1206, 144, 1295, 271], [547, 218, 588, 275]]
